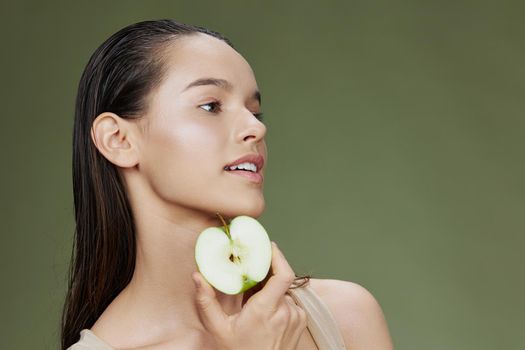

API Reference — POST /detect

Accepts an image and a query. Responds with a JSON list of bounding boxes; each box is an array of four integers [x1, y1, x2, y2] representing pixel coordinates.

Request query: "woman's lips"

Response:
[[225, 169, 263, 184], [224, 154, 264, 171]]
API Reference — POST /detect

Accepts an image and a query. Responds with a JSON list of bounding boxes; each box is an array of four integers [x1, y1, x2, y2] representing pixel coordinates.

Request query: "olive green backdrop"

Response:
[[1, 1, 523, 349]]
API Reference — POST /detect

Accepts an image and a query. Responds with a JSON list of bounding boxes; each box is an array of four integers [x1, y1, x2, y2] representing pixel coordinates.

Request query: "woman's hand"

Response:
[[192, 242, 307, 350]]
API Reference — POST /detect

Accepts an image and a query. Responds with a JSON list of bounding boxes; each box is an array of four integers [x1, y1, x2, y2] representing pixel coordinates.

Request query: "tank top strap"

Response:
[[287, 283, 348, 350], [66, 329, 114, 350]]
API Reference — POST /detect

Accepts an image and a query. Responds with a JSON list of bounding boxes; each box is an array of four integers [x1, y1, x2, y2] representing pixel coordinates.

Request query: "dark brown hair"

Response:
[[61, 19, 310, 349]]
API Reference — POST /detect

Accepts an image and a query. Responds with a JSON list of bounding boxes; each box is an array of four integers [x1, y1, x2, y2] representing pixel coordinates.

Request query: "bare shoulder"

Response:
[[308, 278, 394, 350]]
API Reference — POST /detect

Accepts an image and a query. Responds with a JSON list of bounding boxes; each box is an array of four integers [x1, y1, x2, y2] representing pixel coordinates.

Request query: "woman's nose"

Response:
[[236, 110, 267, 144]]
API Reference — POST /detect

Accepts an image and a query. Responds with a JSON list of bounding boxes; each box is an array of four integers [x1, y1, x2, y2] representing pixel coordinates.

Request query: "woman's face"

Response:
[[135, 33, 267, 219]]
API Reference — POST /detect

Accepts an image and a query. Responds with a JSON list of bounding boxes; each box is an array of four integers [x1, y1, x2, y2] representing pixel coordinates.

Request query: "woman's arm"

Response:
[[310, 278, 395, 350]]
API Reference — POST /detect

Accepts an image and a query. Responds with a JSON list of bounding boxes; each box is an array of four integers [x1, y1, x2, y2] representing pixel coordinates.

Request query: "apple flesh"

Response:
[[195, 214, 272, 295]]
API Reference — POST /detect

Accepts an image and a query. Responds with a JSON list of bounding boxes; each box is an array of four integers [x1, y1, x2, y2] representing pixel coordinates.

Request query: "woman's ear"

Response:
[[90, 112, 140, 168]]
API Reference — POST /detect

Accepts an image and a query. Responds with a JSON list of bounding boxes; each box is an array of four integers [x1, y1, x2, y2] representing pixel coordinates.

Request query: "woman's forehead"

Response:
[[161, 34, 257, 93]]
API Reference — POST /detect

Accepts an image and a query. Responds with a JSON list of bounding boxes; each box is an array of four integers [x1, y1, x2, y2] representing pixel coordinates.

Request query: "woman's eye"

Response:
[[199, 101, 264, 122], [199, 101, 221, 113]]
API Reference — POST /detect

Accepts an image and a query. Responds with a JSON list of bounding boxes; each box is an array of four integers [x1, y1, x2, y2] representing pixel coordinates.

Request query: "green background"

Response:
[[1, 1, 523, 349]]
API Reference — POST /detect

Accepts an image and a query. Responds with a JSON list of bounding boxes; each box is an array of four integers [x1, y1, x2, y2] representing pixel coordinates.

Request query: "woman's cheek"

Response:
[[143, 123, 225, 203]]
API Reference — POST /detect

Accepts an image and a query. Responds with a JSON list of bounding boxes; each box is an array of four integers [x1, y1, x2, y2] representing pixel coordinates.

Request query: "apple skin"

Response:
[[238, 278, 259, 293], [194, 215, 272, 295]]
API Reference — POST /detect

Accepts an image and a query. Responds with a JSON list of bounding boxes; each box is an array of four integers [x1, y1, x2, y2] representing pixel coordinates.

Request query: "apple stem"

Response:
[[216, 212, 231, 239]]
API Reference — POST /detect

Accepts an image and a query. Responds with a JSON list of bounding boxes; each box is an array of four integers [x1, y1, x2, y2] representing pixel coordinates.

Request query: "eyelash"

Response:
[[199, 101, 264, 122]]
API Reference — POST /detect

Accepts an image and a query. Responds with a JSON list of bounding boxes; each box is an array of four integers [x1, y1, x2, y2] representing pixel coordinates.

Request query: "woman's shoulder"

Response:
[[308, 277, 382, 307], [307, 277, 394, 350]]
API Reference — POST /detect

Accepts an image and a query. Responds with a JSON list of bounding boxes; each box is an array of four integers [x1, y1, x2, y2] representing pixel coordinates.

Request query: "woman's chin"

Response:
[[216, 199, 265, 220]]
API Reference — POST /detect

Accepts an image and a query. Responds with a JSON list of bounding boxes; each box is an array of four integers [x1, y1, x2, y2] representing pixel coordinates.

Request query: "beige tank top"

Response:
[[67, 284, 347, 350]]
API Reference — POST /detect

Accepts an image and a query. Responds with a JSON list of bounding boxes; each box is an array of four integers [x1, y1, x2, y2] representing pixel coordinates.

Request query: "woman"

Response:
[[61, 19, 394, 349]]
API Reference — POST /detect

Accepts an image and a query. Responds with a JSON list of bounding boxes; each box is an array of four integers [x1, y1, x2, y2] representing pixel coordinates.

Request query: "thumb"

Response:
[[192, 272, 228, 333]]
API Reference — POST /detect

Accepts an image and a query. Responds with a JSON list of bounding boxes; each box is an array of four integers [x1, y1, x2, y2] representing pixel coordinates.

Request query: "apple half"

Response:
[[195, 213, 272, 295]]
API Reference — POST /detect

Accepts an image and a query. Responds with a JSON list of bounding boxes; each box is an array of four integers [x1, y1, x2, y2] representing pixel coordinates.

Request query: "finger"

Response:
[[247, 242, 296, 312], [284, 294, 297, 306], [284, 294, 308, 335], [284, 294, 303, 319], [284, 294, 299, 322], [192, 272, 228, 333]]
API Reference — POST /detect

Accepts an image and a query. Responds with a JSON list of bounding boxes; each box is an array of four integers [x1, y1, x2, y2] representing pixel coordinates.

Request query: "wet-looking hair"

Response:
[[61, 18, 310, 349]]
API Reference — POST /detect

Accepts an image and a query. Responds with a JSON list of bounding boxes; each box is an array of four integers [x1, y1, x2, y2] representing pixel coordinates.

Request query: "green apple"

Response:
[[194, 213, 272, 295]]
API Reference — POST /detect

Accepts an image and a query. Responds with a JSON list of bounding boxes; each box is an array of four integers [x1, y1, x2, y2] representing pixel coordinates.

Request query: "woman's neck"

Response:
[[132, 205, 244, 317], [91, 185, 244, 348]]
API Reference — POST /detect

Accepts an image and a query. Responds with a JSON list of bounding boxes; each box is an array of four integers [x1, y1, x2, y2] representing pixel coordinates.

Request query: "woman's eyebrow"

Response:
[[183, 77, 261, 104]]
